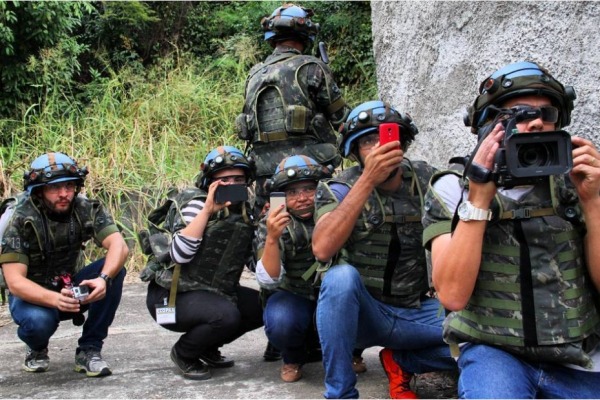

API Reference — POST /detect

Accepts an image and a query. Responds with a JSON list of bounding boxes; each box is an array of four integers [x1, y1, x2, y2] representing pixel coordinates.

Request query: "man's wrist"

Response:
[[99, 272, 112, 288]]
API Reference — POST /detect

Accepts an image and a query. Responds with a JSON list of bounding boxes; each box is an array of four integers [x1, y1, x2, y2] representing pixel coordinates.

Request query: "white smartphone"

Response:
[[269, 192, 286, 214]]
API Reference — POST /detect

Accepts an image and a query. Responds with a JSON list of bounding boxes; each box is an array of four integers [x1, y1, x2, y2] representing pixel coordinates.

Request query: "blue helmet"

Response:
[[339, 100, 419, 158], [267, 155, 332, 192], [24, 152, 88, 194], [197, 146, 255, 190], [261, 4, 319, 47], [465, 61, 576, 134]]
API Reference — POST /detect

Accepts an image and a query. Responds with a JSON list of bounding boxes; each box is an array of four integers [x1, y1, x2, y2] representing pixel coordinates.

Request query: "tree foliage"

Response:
[[0, 1, 375, 124]]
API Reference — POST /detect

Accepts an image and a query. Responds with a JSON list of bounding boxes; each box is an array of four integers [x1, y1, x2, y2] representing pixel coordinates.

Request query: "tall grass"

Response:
[[0, 49, 377, 272]]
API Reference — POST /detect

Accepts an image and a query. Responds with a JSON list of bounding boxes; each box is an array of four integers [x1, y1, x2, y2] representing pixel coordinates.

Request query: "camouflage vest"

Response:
[[238, 49, 342, 176], [0, 194, 95, 288], [442, 176, 600, 369], [142, 187, 255, 302], [316, 160, 435, 308], [278, 216, 318, 301]]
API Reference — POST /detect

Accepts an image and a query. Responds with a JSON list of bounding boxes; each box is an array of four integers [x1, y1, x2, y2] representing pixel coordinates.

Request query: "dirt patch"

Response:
[[414, 370, 458, 399]]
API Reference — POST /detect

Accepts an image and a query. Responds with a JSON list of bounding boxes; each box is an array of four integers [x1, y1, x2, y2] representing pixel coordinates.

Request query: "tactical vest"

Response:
[[153, 190, 255, 302], [437, 175, 600, 369], [0, 194, 96, 288], [238, 49, 342, 176], [316, 160, 435, 308], [278, 216, 318, 301]]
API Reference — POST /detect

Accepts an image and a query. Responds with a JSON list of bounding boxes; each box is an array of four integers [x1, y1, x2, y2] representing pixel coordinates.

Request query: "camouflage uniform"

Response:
[[255, 215, 318, 301], [0, 193, 119, 284], [237, 46, 349, 214], [315, 159, 436, 307], [423, 173, 600, 369]]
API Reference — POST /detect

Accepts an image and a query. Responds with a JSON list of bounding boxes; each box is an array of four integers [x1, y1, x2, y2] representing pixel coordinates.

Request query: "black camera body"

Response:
[[492, 112, 572, 188]]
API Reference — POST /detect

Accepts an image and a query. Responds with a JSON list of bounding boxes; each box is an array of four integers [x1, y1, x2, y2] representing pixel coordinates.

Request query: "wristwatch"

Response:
[[99, 273, 112, 288], [457, 201, 492, 222]]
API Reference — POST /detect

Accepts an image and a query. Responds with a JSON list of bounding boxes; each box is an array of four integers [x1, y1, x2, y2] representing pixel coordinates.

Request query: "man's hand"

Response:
[[56, 287, 81, 312], [570, 135, 600, 203], [361, 141, 404, 188], [77, 277, 107, 304], [468, 122, 504, 207]]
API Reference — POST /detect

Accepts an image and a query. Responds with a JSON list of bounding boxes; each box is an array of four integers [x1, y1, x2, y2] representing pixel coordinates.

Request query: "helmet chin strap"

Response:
[[288, 205, 315, 219]]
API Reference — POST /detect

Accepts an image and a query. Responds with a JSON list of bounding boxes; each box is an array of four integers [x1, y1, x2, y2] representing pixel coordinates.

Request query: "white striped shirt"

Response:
[[169, 199, 204, 264]]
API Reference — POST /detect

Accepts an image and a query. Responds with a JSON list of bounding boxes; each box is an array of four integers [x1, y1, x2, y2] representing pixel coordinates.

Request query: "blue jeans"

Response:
[[458, 343, 600, 399], [264, 290, 317, 364], [316, 264, 456, 399], [9, 259, 125, 352]]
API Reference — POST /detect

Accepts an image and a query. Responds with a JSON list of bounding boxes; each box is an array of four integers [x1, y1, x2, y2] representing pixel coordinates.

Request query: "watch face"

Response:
[[458, 202, 470, 219]]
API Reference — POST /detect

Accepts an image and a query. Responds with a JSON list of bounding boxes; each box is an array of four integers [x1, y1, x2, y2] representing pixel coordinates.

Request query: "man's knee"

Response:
[[320, 264, 361, 294], [17, 307, 58, 338]]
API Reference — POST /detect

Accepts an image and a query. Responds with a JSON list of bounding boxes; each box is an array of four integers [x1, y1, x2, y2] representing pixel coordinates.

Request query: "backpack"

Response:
[[137, 187, 205, 283], [0, 194, 22, 304]]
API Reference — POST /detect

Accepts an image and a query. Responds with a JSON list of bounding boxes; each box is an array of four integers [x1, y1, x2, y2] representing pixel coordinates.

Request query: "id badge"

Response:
[[155, 304, 176, 325]]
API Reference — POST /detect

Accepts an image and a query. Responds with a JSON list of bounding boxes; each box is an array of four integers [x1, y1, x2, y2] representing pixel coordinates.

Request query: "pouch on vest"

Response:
[[0, 198, 17, 302], [236, 113, 251, 140], [285, 105, 312, 134]]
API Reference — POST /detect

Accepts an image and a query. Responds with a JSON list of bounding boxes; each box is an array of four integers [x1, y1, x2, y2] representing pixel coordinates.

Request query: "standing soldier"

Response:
[[236, 3, 350, 218]]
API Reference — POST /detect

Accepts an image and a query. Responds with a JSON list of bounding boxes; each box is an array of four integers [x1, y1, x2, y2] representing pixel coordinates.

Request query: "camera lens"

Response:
[[516, 143, 556, 168]]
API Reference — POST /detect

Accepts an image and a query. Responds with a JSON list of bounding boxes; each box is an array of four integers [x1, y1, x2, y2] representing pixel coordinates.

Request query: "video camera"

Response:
[[491, 107, 573, 187]]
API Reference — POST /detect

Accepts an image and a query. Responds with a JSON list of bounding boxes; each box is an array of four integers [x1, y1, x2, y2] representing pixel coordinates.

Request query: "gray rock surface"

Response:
[[372, 1, 600, 169]]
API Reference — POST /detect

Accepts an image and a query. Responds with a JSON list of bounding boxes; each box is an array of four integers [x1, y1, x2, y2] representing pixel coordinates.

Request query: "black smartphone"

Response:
[[215, 184, 248, 204]]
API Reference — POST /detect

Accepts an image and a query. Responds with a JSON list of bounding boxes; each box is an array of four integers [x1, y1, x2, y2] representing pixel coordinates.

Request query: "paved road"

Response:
[[0, 272, 456, 399]]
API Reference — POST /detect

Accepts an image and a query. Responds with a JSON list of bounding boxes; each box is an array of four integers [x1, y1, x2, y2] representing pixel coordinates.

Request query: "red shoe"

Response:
[[379, 348, 418, 399]]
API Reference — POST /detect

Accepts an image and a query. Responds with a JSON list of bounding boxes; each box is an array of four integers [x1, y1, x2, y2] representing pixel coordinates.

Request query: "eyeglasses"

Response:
[[357, 133, 379, 150], [216, 175, 247, 184], [285, 185, 317, 200], [507, 106, 559, 124], [44, 181, 77, 194]]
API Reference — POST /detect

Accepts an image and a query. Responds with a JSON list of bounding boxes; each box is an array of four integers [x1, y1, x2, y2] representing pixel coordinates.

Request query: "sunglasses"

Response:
[[507, 106, 559, 124]]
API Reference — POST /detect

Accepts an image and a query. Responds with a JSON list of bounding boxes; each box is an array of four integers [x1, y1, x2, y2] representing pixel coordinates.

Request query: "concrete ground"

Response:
[[0, 272, 457, 399]]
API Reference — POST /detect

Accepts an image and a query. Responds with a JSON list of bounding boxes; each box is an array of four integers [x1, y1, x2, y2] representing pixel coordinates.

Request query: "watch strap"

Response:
[[469, 206, 493, 221], [466, 162, 492, 183], [99, 273, 112, 287]]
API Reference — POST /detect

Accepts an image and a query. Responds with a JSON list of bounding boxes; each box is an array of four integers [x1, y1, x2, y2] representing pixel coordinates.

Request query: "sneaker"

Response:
[[170, 346, 211, 380], [74, 349, 112, 377], [263, 342, 282, 362], [198, 348, 234, 368], [352, 355, 367, 373], [23, 347, 49, 372], [379, 348, 417, 399], [280, 363, 302, 383]]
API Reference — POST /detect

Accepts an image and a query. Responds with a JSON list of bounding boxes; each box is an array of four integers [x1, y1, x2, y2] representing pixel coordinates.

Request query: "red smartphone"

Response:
[[379, 123, 400, 146]]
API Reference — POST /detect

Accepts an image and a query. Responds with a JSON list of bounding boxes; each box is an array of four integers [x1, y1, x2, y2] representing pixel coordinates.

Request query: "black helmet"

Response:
[[465, 61, 576, 134], [196, 146, 255, 190], [339, 100, 418, 160], [24, 152, 88, 194], [262, 4, 319, 48]]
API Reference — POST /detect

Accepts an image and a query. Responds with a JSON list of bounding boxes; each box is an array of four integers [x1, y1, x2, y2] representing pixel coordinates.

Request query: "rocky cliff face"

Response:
[[371, 1, 600, 168]]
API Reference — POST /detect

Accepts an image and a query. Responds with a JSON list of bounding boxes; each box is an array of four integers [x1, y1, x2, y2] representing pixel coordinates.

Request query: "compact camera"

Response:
[[72, 285, 90, 301], [492, 108, 572, 187]]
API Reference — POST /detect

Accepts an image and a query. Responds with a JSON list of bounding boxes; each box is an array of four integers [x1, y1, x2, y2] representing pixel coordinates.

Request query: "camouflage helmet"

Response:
[[465, 61, 576, 134], [267, 155, 332, 192], [339, 100, 418, 158], [197, 146, 255, 190], [24, 152, 88, 194], [262, 4, 319, 48]]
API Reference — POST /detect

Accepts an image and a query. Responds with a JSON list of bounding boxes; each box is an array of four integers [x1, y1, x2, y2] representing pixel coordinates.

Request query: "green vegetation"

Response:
[[0, 1, 377, 270]]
